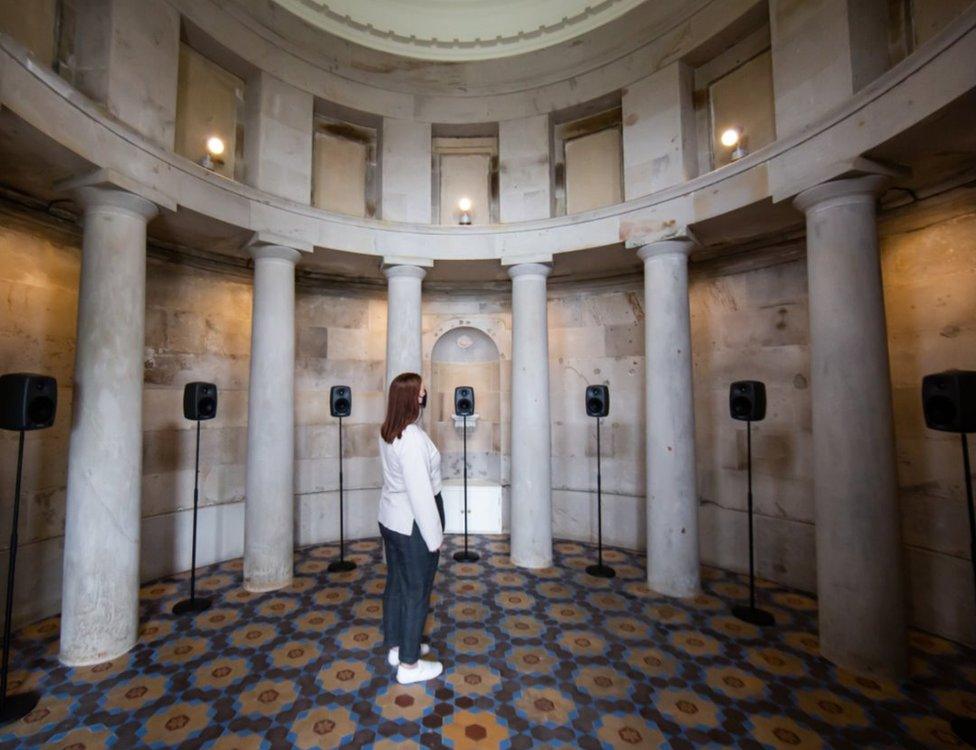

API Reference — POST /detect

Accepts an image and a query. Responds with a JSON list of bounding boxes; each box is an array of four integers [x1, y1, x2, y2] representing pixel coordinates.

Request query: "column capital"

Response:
[[794, 174, 890, 214], [637, 238, 695, 262], [507, 262, 552, 280], [56, 167, 175, 216], [383, 264, 427, 281], [248, 243, 302, 264], [70, 186, 160, 222]]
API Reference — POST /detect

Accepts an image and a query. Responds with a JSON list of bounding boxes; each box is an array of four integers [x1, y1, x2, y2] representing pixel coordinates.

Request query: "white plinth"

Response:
[[441, 480, 503, 534], [452, 413, 479, 430]]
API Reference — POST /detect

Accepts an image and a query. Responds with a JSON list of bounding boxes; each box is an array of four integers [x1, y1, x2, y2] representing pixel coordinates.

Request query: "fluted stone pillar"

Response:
[[508, 263, 553, 568], [60, 186, 158, 666], [794, 175, 907, 677], [638, 239, 699, 598], [243, 244, 300, 592], [384, 265, 426, 387]]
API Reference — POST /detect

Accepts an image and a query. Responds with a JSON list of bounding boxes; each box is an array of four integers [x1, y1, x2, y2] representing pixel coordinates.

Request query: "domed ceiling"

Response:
[[270, 0, 648, 60]]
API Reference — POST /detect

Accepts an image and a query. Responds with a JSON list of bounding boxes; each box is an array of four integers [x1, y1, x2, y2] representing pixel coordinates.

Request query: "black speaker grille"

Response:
[[922, 370, 976, 433], [584, 385, 609, 417], [0, 373, 57, 431], [330, 385, 352, 417], [184, 382, 218, 421], [27, 396, 55, 427], [924, 395, 956, 429], [731, 395, 752, 419], [454, 387, 475, 416], [198, 397, 216, 419]]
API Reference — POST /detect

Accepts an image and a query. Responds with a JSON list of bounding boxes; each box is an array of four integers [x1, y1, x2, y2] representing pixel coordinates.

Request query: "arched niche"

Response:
[[429, 326, 502, 485]]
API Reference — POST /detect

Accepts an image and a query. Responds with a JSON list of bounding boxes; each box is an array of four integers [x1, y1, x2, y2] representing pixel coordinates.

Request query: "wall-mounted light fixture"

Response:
[[199, 135, 226, 171], [720, 127, 748, 161], [458, 196, 473, 225]]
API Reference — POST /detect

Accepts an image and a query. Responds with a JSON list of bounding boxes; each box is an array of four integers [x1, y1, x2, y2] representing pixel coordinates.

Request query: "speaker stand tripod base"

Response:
[[330, 417, 357, 574], [731, 604, 775, 627], [173, 420, 211, 616], [951, 432, 976, 748], [1, 430, 42, 725], [0, 691, 39, 726], [951, 717, 976, 747], [587, 417, 615, 579], [732, 419, 775, 628], [172, 598, 212, 615], [453, 414, 480, 563]]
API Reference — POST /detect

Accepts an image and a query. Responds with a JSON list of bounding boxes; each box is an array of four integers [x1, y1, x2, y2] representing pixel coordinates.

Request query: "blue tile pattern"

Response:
[[1, 535, 974, 749]]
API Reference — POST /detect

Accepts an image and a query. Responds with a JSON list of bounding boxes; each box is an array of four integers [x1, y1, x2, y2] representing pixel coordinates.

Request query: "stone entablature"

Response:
[[0, 8, 974, 270]]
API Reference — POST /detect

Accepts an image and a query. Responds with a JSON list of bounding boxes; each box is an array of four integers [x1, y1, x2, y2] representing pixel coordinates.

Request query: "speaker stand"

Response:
[[951, 433, 976, 747], [1, 430, 40, 725], [454, 414, 479, 563], [732, 419, 774, 627], [329, 417, 356, 573], [173, 420, 212, 616], [587, 417, 615, 579]]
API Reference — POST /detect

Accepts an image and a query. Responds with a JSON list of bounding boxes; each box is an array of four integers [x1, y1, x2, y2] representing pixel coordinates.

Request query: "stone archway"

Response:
[[429, 326, 503, 532]]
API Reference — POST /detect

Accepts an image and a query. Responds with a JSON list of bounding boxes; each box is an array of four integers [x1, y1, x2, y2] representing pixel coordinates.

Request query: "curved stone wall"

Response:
[[3, 184, 975, 646]]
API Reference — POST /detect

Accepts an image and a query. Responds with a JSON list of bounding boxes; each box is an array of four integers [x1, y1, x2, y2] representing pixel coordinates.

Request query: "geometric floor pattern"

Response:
[[1, 535, 975, 749]]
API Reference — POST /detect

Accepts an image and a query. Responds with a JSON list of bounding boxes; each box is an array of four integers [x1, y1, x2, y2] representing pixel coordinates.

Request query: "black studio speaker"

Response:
[[0, 373, 57, 431], [730, 381, 766, 422], [922, 370, 976, 433], [183, 382, 218, 421], [585, 385, 609, 417], [454, 386, 475, 417], [331, 385, 352, 418]]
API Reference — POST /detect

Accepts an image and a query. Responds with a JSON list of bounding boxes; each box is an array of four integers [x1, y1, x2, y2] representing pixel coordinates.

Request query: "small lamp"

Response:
[[458, 197, 472, 226], [199, 135, 226, 171], [720, 127, 748, 161]]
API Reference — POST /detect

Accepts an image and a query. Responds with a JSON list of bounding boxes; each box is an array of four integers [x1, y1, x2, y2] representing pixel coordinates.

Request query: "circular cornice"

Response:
[[272, 0, 647, 61], [1, 13, 973, 279]]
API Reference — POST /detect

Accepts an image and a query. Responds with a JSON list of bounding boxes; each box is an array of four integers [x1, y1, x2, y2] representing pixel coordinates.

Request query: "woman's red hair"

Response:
[[381, 372, 422, 443]]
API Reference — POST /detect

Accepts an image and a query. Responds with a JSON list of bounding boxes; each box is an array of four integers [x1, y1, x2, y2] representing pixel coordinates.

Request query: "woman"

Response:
[[378, 372, 445, 684]]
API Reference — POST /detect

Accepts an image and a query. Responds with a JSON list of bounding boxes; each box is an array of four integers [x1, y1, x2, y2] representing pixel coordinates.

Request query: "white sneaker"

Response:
[[396, 659, 443, 684], [388, 644, 431, 666]]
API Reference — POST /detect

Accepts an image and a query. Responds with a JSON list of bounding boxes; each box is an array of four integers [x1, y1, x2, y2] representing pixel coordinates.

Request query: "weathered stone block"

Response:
[[298, 326, 328, 358], [604, 323, 644, 357]]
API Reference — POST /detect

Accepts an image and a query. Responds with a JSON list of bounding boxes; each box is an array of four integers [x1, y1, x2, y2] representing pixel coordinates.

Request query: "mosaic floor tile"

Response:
[[0, 534, 973, 748]]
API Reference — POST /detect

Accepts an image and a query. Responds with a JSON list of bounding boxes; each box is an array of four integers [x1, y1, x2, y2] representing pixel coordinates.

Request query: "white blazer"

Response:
[[378, 423, 443, 552]]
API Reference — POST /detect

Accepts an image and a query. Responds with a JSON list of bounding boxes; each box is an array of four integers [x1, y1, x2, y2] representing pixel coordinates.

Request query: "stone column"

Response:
[[638, 239, 699, 598], [508, 263, 553, 568], [794, 175, 906, 677], [60, 186, 157, 666], [243, 244, 300, 592], [384, 265, 426, 388]]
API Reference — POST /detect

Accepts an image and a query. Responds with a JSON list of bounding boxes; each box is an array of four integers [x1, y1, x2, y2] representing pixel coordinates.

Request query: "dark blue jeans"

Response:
[[380, 493, 443, 664]]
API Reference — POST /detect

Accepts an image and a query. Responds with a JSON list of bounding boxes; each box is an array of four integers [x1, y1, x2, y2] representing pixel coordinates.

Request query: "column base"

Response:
[[510, 555, 554, 570], [243, 576, 293, 594], [59, 638, 136, 668], [646, 574, 699, 600]]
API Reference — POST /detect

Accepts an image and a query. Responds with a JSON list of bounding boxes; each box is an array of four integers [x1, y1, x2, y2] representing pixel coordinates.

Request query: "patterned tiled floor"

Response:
[[1, 535, 975, 749]]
